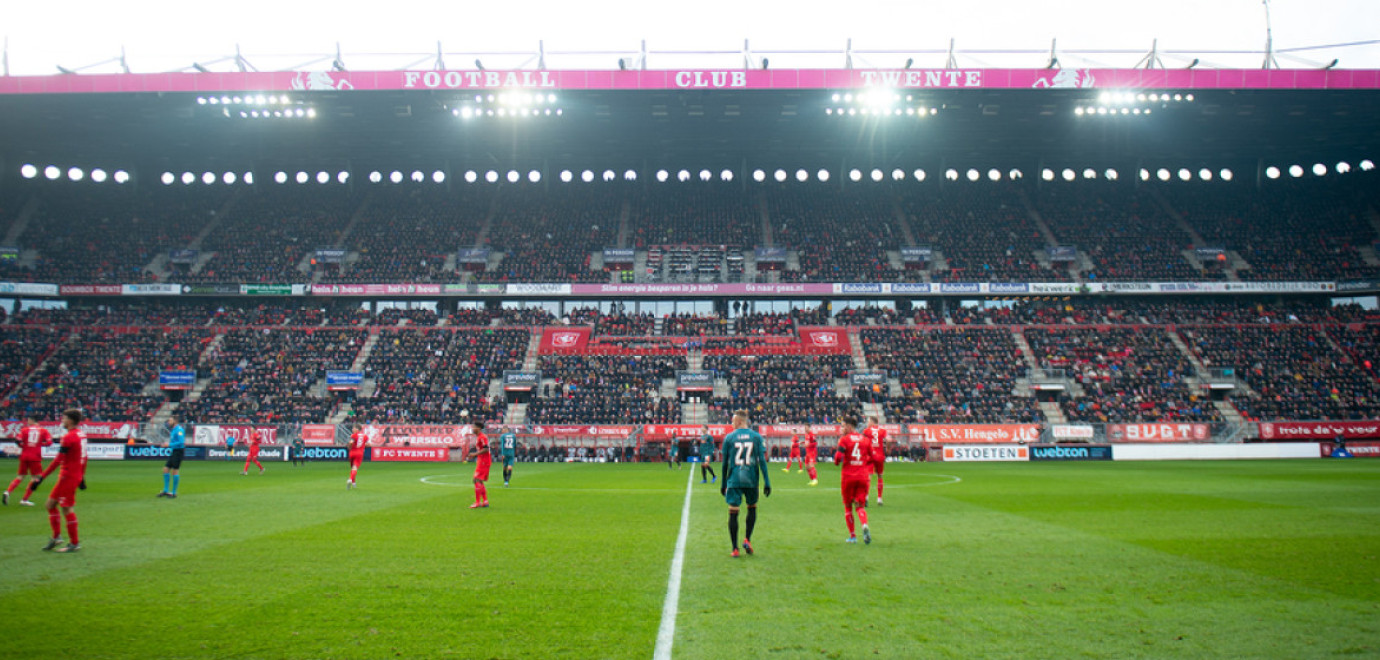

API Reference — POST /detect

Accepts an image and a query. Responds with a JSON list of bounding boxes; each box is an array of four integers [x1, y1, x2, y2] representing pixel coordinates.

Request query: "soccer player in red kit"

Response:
[[347, 424, 370, 489], [804, 431, 819, 486], [834, 416, 874, 544], [863, 416, 888, 506], [783, 434, 803, 473], [469, 422, 491, 509], [241, 428, 264, 475], [5, 416, 51, 506], [33, 409, 88, 552]]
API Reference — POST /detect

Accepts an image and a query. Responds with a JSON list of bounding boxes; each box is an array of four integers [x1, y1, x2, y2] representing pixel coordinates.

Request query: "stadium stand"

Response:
[[1032, 187, 1208, 281], [319, 188, 487, 284], [354, 328, 527, 425], [705, 353, 860, 424], [528, 354, 684, 424], [903, 186, 1066, 282], [769, 188, 910, 283], [183, 189, 358, 284], [479, 188, 620, 283], [860, 327, 1042, 423]]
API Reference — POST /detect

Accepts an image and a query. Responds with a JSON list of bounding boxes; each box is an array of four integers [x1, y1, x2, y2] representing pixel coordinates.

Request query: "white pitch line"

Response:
[[653, 467, 696, 660]]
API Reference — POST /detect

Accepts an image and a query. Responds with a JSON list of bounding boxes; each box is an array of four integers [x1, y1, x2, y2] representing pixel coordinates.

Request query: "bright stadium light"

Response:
[[44, 166, 61, 180], [893, 169, 906, 181], [1361, 159, 1375, 171], [753, 169, 766, 182], [338, 171, 349, 184], [1104, 169, 1118, 181], [433, 170, 446, 183], [1008, 169, 1022, 180], [1177, 168, 1191, 181], [678, 170, 691, 182], [796, 169, 809, 182], [626, 170, 638, 181], [293, 171, 307, 184], [602, 170, 615, 182], [91, 169, 108, 183], [1157, 168, 1171, 181], [967, 169, 980, 182], [871, 169, 884, 182], [1312, 163, 1327, 176], [1289, 164, 1304, 178], [559, 170, 573, 183], [182, 172, 196, 185], [219, 172, 234, 185], [849, 169, 862, 182], [162, 172, 175, 185], [369, 171, 382, 183], [1196, 168, 1210, 181], [20, 164, 37, 179], [1220, 168, 1234, 181], [274, 171, 287, 184], [1139, 168, 1150, 181], [317, 171, 330, 184], [390, 171, 403, 184], [485, 170, 499, 183], [1041, 169, 1054, 181], [509, 171, 521, 183], [1266, 166, 1281, 179], [701, 169, 713, 182], [583, 170, 595, 183], [114, 170, 130, 184], [720, 170, 733, 182], [533, 170, 545, 183], [1062, 169, 1076, 181], [68, 167, 84, 181], [466, 170, 479, 183], [657, 169, 669, 182], [200, 171, 214, 184], [774, 169, 788, 182], [1074, 107, 1085, 117], [818, 169, 830, 182], [411, 171, 425, 183], [988, 169, 1001, 181], [915, 169, 927, 181], [1336, 162, 1351, 174], [946, 169, 959, 181], [1082, 168, 1096, 180]]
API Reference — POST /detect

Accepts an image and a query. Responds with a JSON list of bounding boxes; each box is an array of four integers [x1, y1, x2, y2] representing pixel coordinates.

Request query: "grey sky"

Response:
[[3, 0, 1376, 74]]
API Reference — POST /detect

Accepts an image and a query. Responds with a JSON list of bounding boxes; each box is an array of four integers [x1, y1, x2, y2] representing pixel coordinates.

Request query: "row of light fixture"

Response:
[[1078, 90, 1194, 117], [1266, 161, 1375, 179], [828, 91, 938, 117], [452, 93, 562, 119], [196, 95, 295, 106], [19, 164, 130, 183]]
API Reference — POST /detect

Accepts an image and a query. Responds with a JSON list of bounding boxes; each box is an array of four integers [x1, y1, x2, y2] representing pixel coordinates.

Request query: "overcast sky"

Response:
[[3, 0, 1377, 74]]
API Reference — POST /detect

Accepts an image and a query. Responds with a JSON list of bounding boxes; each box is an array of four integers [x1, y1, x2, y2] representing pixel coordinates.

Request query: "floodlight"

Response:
[[1139, 169, 1150, 181], [849, 169, 862, 182], [1157, 169, 1171, 181], [719, 170, 732, 182], [656, 170, 669, 182], [626, 170, 638, 181], [1075, 107, 1085, 116], [390, 171, 403, 184], [485, 171, 499, 183], [508, 171, 521, 183], [700, 169, 713, 182], [893, 169, 906, 181], [1177, 168, 1191, 181], [1312, 163, 1326, 176], [274, 171, 287, 184], [775, 169, 788, 182], [1336, 162, 1351, 174], [369, 171, 382, 183], [818, 169, 830, 182], [946, 169, 960, 181], [409, 171, 423, 183], [182, 172, 196, 185], [162, 172, 176, 185], [91, 169, 108, 183], [317, 171, 330, 184], [796, 169, 808, 182], [1008, 169, 1022, 180], [967, 169, 980, 182], [338, 171, 349, 184], [753, 169, 766, 182], [561, 170, 574, 183], [465, 171, 479, 183], [433, 170, 446, 183], [530, 170, 542, 183], [1062, 169, 1076, 181], [1104, 169, 1118, 181], [1265, 166, 1280, 179], [1199, 168, 1212, 181], [1361, 159, 1375, 171], [202, 171, 215, 184], [45, 166, 61, 180], [1082, 169, 1096, 180], [1220, 169, 1234, 181], [1288, 165, 1304, 178], [20, 164, 37, 179], [1041, 169, 1054, 181], [915, 169, 927, 181], [68, 167, 84, 181], [583, 170, 595, 183], [295, 171, 308, 184], [871, 169, 884, 182], [114, 170, 130, 184], [604, 170, 616, 182]]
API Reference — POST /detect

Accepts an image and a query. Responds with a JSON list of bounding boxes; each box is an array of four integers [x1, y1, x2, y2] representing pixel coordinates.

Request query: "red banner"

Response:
[[1107, 423, 1210, 442], [539, 327, 592, 353], [1320, 441, 1380, 457], [370, 446, 450, 462], [914, 424, 1042, 444], [1259, 421, 1380, 440], [59, 284, 123, 295], [0, 420, 140, 440], [525, 425, 637, 437], [642, 424, 733, 439], [797, 327, 851, 353], [300, 424, 337, 446], [372, 424, 468, 447], [756, 424, 904, 437]]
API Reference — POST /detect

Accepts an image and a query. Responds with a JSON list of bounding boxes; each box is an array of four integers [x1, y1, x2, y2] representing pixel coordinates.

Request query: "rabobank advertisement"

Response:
[[1029, 445, 1113, 461]]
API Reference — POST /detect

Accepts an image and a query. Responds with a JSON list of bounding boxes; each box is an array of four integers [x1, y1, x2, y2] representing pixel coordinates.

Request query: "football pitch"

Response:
[[1, 459, 1377, 659]]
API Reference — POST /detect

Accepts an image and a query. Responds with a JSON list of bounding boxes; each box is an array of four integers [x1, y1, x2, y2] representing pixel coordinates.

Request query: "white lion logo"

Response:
[[290, 71, 354, 91], [1032, 69, 1095, 89]]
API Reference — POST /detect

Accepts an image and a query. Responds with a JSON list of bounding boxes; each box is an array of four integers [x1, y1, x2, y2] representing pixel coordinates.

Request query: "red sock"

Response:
[[48, 510, 61, 538], [474, 483, 483, 504], [807, 466, 817, 480], [877, 477, 884, 498], [844, 508, 855, 535], [858, 507, 869, 526], [253, 459, 262, 470], [65, 512, 79, 545], [243, 459, 252, 472], [6, 477, 20, 494], [349, 466, 358, 482], [478, 483, 488, 503]]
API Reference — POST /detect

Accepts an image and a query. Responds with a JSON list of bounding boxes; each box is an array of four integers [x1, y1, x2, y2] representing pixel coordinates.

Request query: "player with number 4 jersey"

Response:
[[834, 416, 875, 545], [720, 409, 771, 557]]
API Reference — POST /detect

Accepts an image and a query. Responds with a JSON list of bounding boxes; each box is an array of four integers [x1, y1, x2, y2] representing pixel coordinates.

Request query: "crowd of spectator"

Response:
[[662, 312, 728, 336], [353, 328, 527, 425], [320, 188, 486, 284], [178, 328, 366, 424], [904, 186, 1065, 282], [185, 190, 358, 284], [528, 355, 685, 424], [860, 328, 1041, 423], [369, 307, 443, 327], [630, 188, 758, 249], [1025, 327, 1220, 423], [705, 354, 859, 424], [0, 327, 66, 403], [770, 189, 909, 283], [593, 311, 656, 336], [1035, 187, 1207, 282], [479, 188, 619, 283]]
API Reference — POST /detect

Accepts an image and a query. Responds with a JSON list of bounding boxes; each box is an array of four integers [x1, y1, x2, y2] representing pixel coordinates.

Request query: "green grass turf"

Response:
[[1, 459, 1378, 659]]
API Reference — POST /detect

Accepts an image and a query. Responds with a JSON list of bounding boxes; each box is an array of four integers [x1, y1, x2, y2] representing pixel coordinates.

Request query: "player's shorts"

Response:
[[349, 452, 364, 468], [165, 448, 185, 469], [805, 455, 817, 467], [724, 486, 759, 508], [502, 455, 515, 469], [873, 459, 886, 476], [18, 459, 43, 476], [841, 477, 870, 506], [475, 457, 492, 481], [50, 477, 78, 507], [789, 450, 801, 459]]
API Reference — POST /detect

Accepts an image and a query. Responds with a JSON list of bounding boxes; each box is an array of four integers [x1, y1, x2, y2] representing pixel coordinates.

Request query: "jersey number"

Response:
[[734, 443, 754, 466], [851, 445, 863, 461]]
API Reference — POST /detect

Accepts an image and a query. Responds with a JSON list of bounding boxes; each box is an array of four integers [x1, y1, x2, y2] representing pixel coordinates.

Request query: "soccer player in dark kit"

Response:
[[720, 410, 771, 558]]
